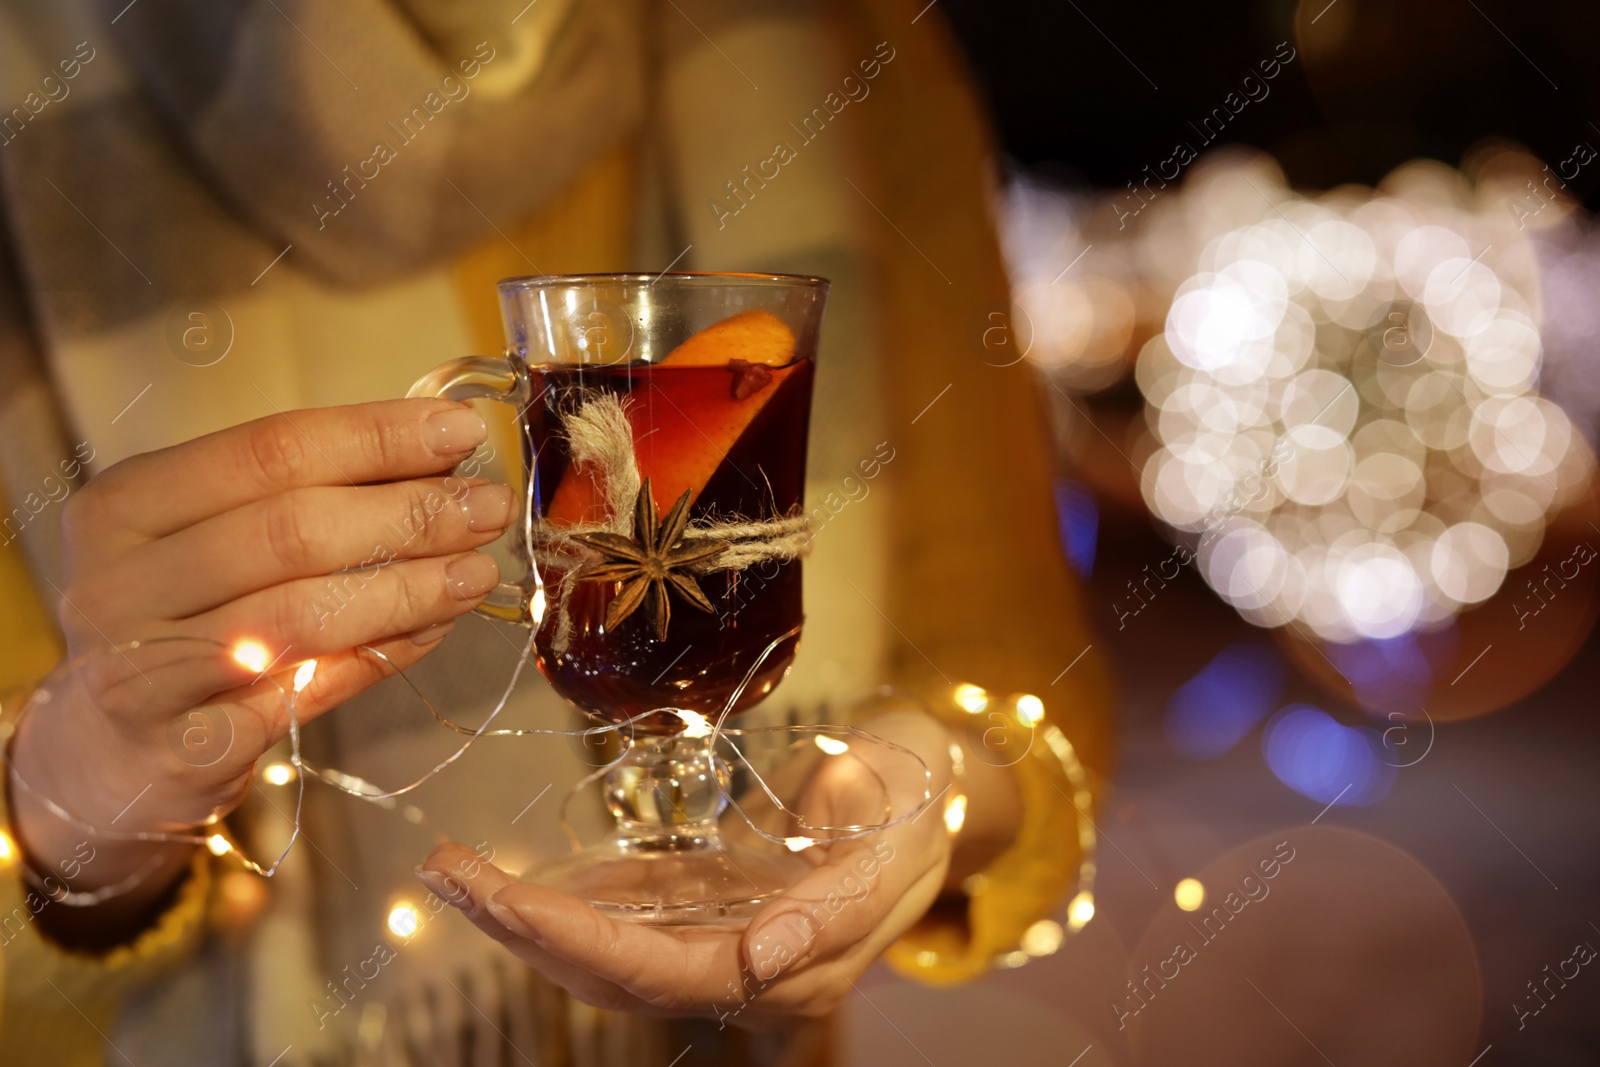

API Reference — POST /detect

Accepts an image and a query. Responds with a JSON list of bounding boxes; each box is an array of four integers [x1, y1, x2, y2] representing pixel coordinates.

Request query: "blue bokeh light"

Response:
[[1324, 625, 1458, 715], [1164, 642, 1286, 760], [1053, 478, 1098, 579], [1262, 704, 1395, 807]]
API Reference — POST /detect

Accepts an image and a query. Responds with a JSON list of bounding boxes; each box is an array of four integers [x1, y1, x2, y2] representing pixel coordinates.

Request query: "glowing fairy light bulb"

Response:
[[674, 710, 713, 738], [293, 659, 318, 694], [206, 834, 233, 857], [262, 762, 296, 786], [1067, 890, 1095, 930], [953, 684, 988, 714], [784, 836, 815, 852], [0, 830, 14, 866], [1175, 877, 1206, 911], [944, 793, 969, 834], [531, 587, 547, 625], [814, 735, 849, 756], [1021, 919, 1065, 956], [231, 641, 270, 673], [1015, 694, 1045, 726], [387, 901, 422, 939]]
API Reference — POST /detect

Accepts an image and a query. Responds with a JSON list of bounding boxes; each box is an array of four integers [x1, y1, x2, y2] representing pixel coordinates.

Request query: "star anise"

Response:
[[572, 479, 728, 640]]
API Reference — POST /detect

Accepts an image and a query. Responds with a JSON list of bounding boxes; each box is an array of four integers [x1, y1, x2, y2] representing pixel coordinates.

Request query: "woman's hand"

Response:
[[417, 710, 960, 1028], [9, 399, 510, 942]]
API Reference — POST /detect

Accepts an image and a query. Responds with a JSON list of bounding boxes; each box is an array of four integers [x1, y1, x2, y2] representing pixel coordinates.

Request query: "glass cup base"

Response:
[[526, 831, 810, 925]]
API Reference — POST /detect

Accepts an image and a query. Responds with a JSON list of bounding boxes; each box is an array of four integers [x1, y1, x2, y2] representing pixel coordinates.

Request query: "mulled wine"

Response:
[[523, 356, 814, 728]]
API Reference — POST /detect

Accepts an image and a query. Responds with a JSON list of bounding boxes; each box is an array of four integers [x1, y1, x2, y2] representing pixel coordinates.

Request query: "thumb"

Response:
[[742, 838, 904, 979]]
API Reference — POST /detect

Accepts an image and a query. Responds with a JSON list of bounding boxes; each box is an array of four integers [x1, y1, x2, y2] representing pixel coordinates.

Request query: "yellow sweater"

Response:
[[0, 794, 212, 1067]]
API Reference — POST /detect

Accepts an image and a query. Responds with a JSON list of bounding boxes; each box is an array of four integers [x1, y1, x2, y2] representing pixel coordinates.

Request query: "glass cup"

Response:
[[411, 273, 828, 923]]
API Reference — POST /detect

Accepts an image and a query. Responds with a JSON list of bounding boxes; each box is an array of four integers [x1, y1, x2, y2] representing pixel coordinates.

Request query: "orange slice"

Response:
[[543, 311, 798, 526], [657, 310, 795, 367]]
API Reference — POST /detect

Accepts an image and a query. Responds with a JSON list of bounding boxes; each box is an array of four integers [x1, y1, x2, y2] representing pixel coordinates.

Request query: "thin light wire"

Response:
[[7, 619, 933, 888]]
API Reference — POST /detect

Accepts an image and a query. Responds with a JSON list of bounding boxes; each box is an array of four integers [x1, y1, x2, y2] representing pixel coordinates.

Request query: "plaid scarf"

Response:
[[3, 0, 642, 332], [0, 0, 643, 591]]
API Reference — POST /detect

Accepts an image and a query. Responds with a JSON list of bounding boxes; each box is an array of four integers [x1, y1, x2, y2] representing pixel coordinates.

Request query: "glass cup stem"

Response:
[[605, 733, 729, 848], [533, 724, 809, 924]]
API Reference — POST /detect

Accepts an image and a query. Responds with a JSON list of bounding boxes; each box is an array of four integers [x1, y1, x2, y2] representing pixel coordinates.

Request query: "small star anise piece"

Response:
[[572, 479, 728, 640]]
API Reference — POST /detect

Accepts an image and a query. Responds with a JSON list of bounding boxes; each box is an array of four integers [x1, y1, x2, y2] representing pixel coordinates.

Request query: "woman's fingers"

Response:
[[75, 398, 489, 541], [416, 711, 963, 1026], [282, 624, 456, 709], [212, 624, 456, 738], [119, 583, 468, 726], [124, 477, 512, 619], [179, 550, 499, 678], [416, 844, 645, 1014], [425, 832, 943, 1025], [741, 839, 907, 978], [738, 711, 954, 982], [483, 880, 748, 1011], [57, 617, 452, 761]]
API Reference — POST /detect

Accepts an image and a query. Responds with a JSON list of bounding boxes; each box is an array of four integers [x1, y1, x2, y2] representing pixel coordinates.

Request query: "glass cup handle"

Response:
[[408, 355, 534, 626]]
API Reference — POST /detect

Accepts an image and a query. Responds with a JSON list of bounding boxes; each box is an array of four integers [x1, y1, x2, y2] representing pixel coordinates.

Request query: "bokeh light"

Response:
[[386, 901, 421, 940], [1164, 642, 1286, 759], [814, 735, 850, 756], [261, 762, 296, 786], [1067, 890, 1096, 931], [1020, 918, 1065, 956], [231, 640, 271, 674], [1262, 704, 1395, 806], [1053, 478, 1099, 578], [1174, 877, 1206, 911], [1111, 153, 1596, 641], [672, 709, 713, 738], [953, 683, 989, 714], [1323, 628, 1455, 714], [944, 793, 969, 835]]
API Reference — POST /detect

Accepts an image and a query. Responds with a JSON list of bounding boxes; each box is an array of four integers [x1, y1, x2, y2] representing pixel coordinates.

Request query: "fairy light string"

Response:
[[3, 626, 934, 897]]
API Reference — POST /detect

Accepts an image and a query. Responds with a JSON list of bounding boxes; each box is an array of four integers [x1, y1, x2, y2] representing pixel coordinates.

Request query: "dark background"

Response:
[[851, 523, 1600, 1064], [836, 4, 1600, 1064], [943, 0, 1600, 207]]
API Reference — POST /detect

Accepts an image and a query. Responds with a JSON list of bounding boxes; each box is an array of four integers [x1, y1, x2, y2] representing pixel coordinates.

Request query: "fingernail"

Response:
[[446, 553, 499, 600], [413, 867, 463, 904], [746, 909, 818, 977], [462, 483, 514, 532], [486, 898, 543, 944], [408, 620, 456, 646], [425, 406, 488, 456]]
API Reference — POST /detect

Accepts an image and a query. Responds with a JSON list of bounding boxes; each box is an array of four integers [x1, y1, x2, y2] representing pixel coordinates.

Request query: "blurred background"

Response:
[[847, 1, 1600, 1063]]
